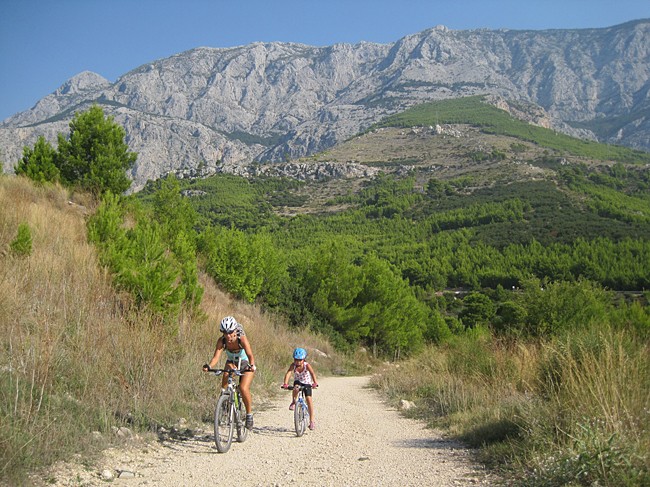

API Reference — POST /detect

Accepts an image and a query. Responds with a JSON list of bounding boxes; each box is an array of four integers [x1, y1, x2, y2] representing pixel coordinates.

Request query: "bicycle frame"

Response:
[[209, 365, 248, 452], [285, 384, 309, 437]]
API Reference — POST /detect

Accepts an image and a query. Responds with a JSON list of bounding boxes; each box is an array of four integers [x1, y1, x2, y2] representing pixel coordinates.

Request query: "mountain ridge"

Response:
[[1, 19, 648, 191]]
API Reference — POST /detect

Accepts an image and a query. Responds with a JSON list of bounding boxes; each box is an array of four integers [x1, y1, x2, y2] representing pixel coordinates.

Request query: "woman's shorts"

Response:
[[226, 359, 251, 372]]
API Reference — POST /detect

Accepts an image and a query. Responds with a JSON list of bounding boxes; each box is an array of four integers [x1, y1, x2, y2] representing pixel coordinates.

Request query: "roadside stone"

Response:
[[118, 470, 136, 478], [100, 468, 115, 481], [116, 426, 133, 438], [400, 399, 416, 410]]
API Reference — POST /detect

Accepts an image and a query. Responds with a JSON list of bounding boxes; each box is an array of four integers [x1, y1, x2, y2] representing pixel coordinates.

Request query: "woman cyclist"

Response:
[[282, 347, 318, 430], [203, 316, 257, 429]]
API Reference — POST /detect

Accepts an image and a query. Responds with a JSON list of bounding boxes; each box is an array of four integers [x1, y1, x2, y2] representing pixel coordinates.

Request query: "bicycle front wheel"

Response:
[[214, 393, 234, 453], [235, 391, 248, 443], [294, 398, 307, 437]]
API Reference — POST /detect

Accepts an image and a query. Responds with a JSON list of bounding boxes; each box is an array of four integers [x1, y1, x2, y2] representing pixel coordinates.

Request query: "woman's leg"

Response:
[[239, 371, 254, 414], [222, 362, 234, 389]]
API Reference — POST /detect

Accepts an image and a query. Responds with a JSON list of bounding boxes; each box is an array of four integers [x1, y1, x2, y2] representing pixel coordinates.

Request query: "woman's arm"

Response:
[[240, 335, 256, 370], [205, 337, 224, 369]]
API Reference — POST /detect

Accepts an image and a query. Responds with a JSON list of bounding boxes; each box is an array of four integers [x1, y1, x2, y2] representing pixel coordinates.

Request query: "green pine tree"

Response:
[[10, 222, 33, 257], [15, 136, 60, 183], [57, 105, 136, 195]]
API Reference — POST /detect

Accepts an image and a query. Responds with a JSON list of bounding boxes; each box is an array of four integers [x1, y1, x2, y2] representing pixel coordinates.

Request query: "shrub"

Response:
[[15, 136, 60, 183], [10, 222, 33, 257]]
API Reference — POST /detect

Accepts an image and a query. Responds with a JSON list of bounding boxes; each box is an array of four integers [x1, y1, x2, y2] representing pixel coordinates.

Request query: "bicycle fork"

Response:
[[220, 392, 234, 425], [299, 398, 309, 419]]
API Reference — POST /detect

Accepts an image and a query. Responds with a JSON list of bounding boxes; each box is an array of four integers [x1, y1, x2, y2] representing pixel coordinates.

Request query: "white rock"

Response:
[[399, 399, 416, 410], [101, 468, 115, 480]]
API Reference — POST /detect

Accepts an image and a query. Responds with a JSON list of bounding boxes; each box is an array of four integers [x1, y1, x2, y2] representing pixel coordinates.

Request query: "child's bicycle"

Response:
[[282, 384, 316, 437], [206, 365, 249, 452]]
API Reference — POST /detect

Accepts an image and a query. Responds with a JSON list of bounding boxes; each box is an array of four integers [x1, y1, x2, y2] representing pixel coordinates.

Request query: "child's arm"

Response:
[[282, 364, 295, 385], [306, 363, 318, 386]]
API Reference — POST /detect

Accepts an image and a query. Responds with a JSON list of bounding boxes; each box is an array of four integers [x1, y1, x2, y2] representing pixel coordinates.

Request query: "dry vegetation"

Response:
[[287, 126, 557, 208], [297, 125, 615, 197], [371, 329, 650, 485], [0, 175, 355, 485]]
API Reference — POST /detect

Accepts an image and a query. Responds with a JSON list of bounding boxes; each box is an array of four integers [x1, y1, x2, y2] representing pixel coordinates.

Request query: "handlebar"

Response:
[[281, 383, 318, 390], [205, 366, 245, 376]]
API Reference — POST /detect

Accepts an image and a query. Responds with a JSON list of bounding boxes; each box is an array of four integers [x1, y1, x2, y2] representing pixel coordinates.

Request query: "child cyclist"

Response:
[[282, 347, 318, 430]]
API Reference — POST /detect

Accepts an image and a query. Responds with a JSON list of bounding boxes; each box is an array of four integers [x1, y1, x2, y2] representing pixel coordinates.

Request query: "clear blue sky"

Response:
[[1, 0, 649, 121]]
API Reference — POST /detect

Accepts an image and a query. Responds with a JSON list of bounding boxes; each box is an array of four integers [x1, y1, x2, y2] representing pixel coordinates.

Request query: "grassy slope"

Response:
[[337, 98, 650, 484], [0, 176, 352, 485]]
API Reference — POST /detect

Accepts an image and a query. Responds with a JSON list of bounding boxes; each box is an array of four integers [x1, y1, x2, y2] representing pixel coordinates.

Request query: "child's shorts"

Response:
[[293, 380, 313, 396]]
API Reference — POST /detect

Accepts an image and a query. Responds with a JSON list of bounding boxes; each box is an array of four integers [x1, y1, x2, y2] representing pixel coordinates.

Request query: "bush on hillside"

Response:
[[88, 191, 201, 325], [15, 136, 60, 183], [10, 222, 33, 257]]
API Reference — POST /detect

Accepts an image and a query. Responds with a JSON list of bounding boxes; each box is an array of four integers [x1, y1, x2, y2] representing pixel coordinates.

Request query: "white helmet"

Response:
[[220, 316, 238, 333]]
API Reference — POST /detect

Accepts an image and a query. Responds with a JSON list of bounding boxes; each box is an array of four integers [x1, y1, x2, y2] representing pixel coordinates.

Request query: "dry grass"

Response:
[[370, 329, 650, 485], [0, 175, 346, 485]]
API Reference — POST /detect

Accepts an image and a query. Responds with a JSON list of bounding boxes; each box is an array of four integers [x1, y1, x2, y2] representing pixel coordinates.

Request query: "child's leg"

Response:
[[306, 395, 315, 420], [289, 383, 298, 409]]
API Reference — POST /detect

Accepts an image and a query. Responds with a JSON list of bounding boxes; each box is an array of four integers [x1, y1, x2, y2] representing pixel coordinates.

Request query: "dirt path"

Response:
[[41, 376, 494, 486]]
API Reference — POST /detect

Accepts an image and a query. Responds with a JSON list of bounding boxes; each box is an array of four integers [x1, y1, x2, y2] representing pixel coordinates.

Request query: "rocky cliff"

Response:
[[1, 19, 648, 191]]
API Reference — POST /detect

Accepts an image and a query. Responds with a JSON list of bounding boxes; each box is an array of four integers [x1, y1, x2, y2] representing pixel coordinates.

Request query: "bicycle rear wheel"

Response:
[[214, 393, 234, 453], [294, 397, 307, 437], [235, 391, 248, 442]]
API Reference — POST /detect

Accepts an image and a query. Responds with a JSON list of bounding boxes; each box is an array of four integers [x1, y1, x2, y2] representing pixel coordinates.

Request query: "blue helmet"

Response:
[[293, 347, 307, 360]]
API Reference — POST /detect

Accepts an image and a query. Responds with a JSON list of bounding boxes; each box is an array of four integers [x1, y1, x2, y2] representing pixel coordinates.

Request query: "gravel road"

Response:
[[40, 376, 495, 486]]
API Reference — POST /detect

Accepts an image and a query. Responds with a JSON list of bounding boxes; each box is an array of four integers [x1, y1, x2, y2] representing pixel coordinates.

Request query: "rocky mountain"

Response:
[[1, 19, 648, 192]]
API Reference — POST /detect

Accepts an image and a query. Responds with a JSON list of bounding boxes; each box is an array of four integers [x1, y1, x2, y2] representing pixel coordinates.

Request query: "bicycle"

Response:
[[206, 365, 249, 452], [282, 384, 315, 437]]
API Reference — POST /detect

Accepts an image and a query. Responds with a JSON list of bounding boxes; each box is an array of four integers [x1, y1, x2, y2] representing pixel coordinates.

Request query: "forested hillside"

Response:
[[131, 97, 650, 357]]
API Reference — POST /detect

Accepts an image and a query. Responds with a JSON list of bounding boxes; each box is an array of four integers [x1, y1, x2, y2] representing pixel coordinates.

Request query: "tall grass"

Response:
[[371, 325, 649, 485], [0, 175, 345, 485]]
